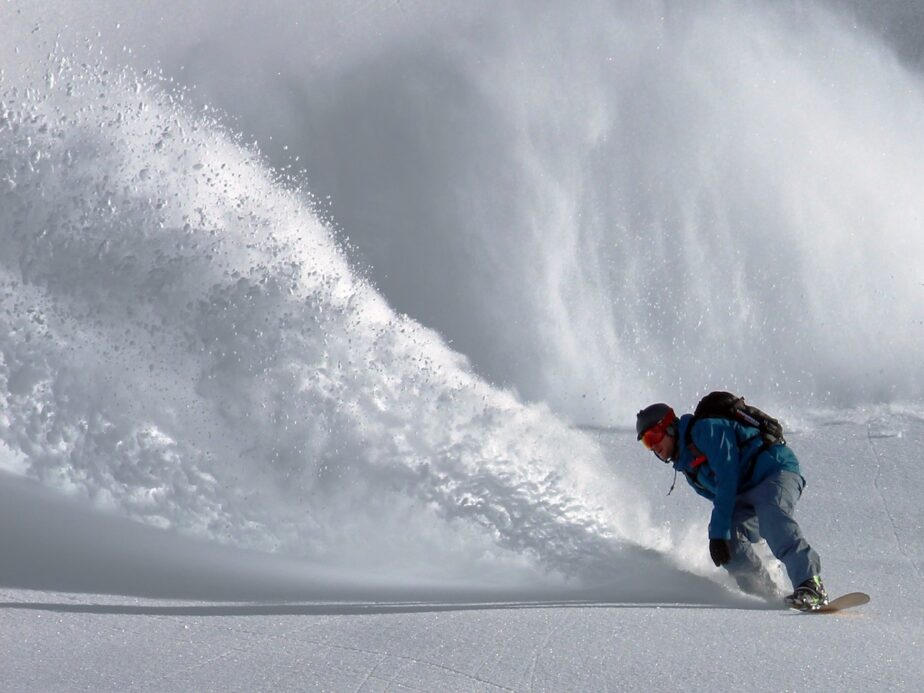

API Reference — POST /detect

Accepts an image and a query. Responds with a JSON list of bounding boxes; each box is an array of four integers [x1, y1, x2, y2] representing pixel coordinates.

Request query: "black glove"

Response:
[[709, 538, 732, 567]]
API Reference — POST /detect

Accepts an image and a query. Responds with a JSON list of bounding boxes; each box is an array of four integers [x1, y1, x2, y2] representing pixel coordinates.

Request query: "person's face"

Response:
[[650, 431, 676, 462]]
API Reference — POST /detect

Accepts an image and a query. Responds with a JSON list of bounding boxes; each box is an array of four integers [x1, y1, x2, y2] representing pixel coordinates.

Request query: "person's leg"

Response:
[[749, 470, 821, 588], [724, 503, 779, 598]]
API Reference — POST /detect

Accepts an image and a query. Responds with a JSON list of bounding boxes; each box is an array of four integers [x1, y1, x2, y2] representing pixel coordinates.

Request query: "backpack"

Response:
[[683, 391, 786, 451], [668, 391, 786, 496]]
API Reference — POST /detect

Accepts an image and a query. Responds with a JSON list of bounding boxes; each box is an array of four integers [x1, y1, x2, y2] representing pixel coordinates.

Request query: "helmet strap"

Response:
[[666, 468, 679, 496], [653, 422, 678, 463]]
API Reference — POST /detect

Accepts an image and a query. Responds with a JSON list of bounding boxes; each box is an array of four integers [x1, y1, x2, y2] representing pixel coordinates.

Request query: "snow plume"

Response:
[[134, 0, 924, 423], [0, 48, 661, 588]]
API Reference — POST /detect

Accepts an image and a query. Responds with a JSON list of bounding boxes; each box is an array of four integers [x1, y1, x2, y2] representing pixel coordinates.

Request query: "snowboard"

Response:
[[792, 591, 870, 614]]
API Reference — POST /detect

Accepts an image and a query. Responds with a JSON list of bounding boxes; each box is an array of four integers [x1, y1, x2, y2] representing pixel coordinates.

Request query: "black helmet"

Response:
[[636, 403, 675, 440]]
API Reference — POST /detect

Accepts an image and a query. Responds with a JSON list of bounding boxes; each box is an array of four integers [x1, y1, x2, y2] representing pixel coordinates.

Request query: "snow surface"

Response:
[[3, 417, 923, 691], [2, 1, 924, 690]]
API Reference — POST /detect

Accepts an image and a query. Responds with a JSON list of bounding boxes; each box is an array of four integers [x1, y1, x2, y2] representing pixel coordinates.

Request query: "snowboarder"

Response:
[[636, 401, 828, 609]]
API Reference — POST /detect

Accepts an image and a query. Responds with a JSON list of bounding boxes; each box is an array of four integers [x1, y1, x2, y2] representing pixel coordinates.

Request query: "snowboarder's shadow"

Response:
[[0, 598, 774, 617]]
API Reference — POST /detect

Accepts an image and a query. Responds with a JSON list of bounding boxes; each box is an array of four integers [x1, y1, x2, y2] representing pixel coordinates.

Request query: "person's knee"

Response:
[[726, 540, 760, 571], [731, 516, 761, 544]]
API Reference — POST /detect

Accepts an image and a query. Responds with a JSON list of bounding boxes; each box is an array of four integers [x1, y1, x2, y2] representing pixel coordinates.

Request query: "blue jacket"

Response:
[[673, 414, 801, 540]]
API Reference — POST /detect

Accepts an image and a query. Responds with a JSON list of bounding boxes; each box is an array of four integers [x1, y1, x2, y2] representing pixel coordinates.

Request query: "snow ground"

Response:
[[0, 585, 913, 692], [3, 415, 922, 692]]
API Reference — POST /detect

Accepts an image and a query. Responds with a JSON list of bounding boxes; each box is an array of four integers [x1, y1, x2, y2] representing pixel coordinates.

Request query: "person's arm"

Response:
[[692, 419, 741, 540]]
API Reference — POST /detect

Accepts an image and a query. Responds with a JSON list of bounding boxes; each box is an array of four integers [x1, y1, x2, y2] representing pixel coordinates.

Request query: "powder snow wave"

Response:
[[0, 48, 659, 587]]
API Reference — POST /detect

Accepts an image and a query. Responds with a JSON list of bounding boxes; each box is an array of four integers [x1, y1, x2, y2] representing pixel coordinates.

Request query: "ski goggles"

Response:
[[640, 418, 672, 450]]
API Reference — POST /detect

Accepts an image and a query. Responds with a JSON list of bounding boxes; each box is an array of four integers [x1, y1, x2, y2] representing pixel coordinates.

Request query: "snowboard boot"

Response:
[[785, 576, 829, 611]]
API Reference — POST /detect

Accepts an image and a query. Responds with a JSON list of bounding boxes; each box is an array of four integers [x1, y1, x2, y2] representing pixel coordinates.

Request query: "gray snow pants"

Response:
[[725, 470, 822, 593]]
